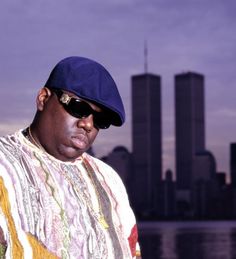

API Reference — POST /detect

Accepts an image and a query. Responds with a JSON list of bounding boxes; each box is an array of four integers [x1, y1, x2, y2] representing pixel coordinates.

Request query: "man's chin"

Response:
[[56, 145, 87, 162]]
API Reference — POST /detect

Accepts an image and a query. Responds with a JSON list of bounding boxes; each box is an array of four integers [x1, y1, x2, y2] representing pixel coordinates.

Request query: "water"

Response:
[[138, 221, 236, 259]]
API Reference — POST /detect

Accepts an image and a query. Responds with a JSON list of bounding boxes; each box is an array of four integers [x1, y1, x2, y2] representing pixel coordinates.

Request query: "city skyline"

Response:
[[106, 70, 233, 220], [0, 1, 236, 181]]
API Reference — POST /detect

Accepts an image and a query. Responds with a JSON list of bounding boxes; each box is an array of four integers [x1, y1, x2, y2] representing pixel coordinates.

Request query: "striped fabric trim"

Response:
[[0, 177, 24, 258], [27, 234, 58, 259]]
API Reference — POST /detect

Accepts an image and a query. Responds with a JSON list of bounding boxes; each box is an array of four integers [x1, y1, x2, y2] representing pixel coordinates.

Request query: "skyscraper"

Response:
[[230, 143, 236, 188], [175, 72, 205, 199], [131, 73, 162, 217]]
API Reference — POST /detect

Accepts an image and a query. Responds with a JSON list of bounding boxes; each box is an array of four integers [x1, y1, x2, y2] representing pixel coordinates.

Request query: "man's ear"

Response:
[[36, 87, 52, 111]]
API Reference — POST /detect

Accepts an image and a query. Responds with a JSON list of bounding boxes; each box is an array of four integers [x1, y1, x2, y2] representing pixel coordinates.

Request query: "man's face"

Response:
[[36, 88, 100, 162]]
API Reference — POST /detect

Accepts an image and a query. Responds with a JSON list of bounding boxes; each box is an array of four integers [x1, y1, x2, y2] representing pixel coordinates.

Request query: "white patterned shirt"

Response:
[[0, 130, 140, 258]]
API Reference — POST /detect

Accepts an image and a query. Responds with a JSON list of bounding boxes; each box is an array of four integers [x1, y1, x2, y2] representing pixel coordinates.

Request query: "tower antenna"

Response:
[[144, 40, 148, 74]]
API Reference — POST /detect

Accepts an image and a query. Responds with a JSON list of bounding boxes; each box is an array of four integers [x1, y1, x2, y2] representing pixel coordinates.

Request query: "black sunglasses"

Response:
[[51, 88, 111, 129]]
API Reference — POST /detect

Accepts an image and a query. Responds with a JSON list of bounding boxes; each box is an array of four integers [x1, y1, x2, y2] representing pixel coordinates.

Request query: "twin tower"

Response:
[[131, 71, 212, 218]]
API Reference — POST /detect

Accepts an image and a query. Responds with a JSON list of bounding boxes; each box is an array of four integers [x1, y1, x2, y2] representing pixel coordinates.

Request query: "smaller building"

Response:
[[101, 146, 132, 192]]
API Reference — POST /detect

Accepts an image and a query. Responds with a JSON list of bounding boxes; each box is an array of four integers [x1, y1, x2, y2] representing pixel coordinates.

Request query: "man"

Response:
[[0, 57, 140, 258]]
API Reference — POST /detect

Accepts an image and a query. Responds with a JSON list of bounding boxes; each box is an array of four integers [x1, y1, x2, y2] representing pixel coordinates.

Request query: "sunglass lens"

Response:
[[66, 99, 92, 118], [94, 113, 111, 129]]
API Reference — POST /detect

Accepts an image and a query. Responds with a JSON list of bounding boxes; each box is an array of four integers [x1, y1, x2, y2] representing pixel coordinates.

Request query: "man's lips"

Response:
[[71, 134, 88, 149]]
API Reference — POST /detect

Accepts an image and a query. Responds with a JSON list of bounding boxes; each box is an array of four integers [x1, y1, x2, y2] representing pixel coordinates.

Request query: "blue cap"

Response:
[[44, 56, 125, 126]]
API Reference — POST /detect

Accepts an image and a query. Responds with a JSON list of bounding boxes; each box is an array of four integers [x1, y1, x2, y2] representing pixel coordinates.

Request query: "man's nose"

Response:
[[77, 114, 94, 132]]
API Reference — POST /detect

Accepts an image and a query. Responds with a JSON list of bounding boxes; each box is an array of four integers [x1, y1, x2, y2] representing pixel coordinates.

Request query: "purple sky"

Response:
[[1, 0, 236, 180]]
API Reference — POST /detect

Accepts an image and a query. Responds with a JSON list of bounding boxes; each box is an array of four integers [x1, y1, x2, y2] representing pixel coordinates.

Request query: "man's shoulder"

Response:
[[0, 130, 24, 159], [84, 152, 116, 173], [0, 130, 21, 141], [83, 152, 127, 191], [0, 130, 21, 146]]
